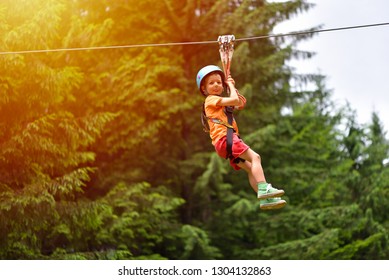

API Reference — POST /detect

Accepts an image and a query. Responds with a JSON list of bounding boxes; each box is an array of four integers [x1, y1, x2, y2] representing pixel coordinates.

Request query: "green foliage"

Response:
[[179, 225, 222, 260], [95, 182, 184, 259]]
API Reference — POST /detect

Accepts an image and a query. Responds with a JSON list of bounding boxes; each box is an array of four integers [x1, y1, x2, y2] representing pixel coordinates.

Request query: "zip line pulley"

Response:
[[218, 34, 235, 80], [218, 34, 235, 98]]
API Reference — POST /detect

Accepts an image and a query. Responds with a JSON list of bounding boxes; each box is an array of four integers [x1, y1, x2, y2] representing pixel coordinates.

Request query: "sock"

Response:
[[257, 182, 268, 191]]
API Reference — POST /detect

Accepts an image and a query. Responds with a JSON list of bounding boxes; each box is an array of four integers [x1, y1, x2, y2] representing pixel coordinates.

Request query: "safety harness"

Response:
[[202, 103, 235, 159], [224, 106, 235, 159], [201, 35, 239, 160], [218, 35, 235, 159]]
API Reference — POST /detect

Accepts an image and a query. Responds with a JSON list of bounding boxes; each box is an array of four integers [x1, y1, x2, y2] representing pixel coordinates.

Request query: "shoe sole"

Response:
[[257, 189, 285, 200], [260, 200, 287, 210]]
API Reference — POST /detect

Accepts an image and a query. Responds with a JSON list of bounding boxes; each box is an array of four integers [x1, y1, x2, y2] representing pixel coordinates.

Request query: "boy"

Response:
[[196, 65, 286, 210]]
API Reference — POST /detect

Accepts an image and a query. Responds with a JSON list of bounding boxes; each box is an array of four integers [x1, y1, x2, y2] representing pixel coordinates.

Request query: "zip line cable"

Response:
[[235, 22, 389, 41], [0, 22, 388, 55]]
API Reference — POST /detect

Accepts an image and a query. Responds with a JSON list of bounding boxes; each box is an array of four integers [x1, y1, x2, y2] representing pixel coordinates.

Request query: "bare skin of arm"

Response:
[[217, 76, 243, 107]]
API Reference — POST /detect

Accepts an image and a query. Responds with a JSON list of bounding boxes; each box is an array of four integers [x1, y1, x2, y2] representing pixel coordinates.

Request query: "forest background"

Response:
[[0, 0, 388, 260]]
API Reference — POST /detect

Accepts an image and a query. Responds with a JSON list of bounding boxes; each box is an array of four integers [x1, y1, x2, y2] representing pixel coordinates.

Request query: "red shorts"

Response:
[[214, 134, 249, 170]]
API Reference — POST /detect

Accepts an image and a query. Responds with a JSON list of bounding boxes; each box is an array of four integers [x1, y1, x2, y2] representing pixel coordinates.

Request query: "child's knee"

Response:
[[250, 150, 261, 161], [255, 153, 261, 162]]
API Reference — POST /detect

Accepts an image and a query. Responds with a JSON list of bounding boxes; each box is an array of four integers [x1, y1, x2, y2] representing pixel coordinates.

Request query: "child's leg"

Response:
[[237, 148, 266, 183], [237, 158, 285, 209], [238, 148, 284, 199], [236, 160, 259, 193]]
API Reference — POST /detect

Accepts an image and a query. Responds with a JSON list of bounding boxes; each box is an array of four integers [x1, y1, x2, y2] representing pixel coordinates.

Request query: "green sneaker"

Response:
[[257, 183, 284, 200], [260, 197, 287, 210]]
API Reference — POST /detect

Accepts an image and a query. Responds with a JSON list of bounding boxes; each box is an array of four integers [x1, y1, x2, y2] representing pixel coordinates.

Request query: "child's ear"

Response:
[[201, 85, 206, 92]]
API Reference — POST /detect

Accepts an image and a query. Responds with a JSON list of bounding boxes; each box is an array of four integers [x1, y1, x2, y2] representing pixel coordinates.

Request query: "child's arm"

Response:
[[217, 76, 242, 107], [235, 90, 246, 110]]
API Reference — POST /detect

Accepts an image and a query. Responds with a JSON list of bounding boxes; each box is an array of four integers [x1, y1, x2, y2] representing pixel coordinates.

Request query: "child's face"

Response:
[[202, 73, 223, 96]]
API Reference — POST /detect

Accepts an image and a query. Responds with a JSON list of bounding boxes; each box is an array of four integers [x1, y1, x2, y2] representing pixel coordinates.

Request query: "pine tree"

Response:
[[0, 0, 115, 258], [2, 0, 388, 260]]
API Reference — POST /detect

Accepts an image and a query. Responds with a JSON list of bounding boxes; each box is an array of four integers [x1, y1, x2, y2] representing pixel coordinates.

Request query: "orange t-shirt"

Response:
[[204, 93, 246, 145]]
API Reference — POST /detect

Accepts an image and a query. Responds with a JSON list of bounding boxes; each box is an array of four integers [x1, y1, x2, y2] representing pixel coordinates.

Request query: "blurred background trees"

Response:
[[0, 0, 388, 259]]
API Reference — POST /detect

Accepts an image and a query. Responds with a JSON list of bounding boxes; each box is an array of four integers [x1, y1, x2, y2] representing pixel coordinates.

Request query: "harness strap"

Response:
[[224, 106, 234, 159], [203, 102, 235, 159], [206, 117, 234, 129], [218, 35, 235, 159]]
